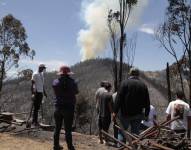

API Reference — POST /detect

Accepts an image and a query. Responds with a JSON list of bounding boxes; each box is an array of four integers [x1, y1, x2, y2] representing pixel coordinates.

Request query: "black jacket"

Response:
[[52, 75, 79, 107], [114, 76, 150, 117]]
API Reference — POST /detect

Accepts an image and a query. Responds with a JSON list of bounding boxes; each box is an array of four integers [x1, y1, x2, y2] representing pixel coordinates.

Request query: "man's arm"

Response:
[[74, 81, 79, 95], [31, 80, 35, 94], [144, 87, 150, 118], [108, 95, 113, 113], [112, 83, 125, 121], [166, 114, 171, 121], [43, 86, 47, 98], [166, 103, 172, 121]]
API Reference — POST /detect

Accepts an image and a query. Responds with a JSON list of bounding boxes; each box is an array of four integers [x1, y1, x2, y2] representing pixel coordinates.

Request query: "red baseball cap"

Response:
[[57, 65, 74, 75]]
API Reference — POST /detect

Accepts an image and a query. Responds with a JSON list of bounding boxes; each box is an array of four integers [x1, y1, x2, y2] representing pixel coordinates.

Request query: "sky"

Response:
[[0, 0, 175, 76]]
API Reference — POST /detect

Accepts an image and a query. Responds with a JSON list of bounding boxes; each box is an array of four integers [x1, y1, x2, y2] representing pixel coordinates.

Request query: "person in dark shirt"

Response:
[[113, 68, 150, 142], [52, 65, 79, 150], [98, 82, 113, 144]]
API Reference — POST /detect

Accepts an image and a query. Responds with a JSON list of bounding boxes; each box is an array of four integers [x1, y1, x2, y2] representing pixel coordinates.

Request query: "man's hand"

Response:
[[44, 92, 47, 98], [31, 94, 35, 101], [112, 113, 116, 123], [144, 116, 149, 122]]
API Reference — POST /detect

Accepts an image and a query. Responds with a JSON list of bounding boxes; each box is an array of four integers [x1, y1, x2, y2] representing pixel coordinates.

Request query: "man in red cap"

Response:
[[52, 65, 78, 150], [31, 64, 47, 126]]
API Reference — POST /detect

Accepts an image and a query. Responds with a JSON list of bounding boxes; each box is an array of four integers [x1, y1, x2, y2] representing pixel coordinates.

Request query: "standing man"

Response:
[[166, 90, 190, 135], [95, 81, 107, 114], [98, 82, 113, 144], [31, 64, 47, 126], [113, 68, 150, 138], [52, 65, 78, 150]]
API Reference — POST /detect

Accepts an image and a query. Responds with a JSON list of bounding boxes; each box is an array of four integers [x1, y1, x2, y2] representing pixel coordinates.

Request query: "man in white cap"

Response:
[[31, 64, 47, 126]]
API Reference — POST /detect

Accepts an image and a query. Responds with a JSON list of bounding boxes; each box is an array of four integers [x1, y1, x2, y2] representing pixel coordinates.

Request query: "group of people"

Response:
[[95, 68, 153, 146], [31, 64, 191, 150], [96, 68, 191, 147]]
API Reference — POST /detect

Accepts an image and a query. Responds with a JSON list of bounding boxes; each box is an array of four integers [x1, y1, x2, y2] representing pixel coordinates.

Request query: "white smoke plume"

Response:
[[78, 0, 149, 60]]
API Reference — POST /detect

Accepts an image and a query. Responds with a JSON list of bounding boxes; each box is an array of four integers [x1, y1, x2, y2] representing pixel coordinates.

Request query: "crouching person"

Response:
[[140, 105, 157, 130], [52, 66, 79, 150]]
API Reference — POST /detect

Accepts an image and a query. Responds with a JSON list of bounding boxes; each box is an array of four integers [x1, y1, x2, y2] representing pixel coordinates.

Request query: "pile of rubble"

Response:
[[0, 112, 54, 134], [101, 116, 191, 150]]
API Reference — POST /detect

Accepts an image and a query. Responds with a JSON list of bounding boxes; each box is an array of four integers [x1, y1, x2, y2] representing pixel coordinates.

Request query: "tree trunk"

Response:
[[0, 61, 5, 94], [176, 62, 185, 98], [188, 50, 191, 105], [166, 62, 171, 102], [113, 57, 118, 92], [119, 29, 124, 86]]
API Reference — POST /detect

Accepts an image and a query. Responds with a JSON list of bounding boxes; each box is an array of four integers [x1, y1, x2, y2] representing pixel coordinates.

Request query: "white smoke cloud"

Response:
[[78, 0, 149, 60], [139, 24, 155, 35]]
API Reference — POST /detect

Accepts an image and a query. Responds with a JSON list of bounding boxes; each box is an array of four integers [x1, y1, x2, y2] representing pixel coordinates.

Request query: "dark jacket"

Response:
[[52, 75, 79, 108], [114, 76, 150, 117], [99, 92, 112, 118]]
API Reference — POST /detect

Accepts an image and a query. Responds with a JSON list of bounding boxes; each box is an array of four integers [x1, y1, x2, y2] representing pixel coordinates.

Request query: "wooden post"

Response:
[[166, 62, 172, 103]]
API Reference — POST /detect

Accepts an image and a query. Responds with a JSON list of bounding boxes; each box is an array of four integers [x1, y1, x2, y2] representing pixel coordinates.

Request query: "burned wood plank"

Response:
[[0, 112, 14, 122], [115, 125, 138, 140], [39, 123, 54, 131], [148, 140, 175, 150], [101, 130, 133, 150]]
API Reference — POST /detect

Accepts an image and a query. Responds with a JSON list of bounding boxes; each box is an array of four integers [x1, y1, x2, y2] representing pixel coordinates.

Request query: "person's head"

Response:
[[100, 81, 107, 87], [57, 65, 74, 76], [129, 68, 139, 77], [176, 90, 185, 100], [104, 82, 112, 92], [38, 64, 46, 73]]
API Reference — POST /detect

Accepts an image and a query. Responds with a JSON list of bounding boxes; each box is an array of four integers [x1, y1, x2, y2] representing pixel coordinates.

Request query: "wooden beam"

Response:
[[101, 130, 133, 150]]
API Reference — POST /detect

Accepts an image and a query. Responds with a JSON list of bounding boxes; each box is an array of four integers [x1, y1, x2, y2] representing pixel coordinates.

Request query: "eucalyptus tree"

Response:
[[0, 14, 35, 93]]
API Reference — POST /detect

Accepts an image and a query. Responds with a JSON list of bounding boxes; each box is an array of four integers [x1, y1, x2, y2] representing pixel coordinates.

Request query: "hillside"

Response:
[[0, 58, 168, 134]]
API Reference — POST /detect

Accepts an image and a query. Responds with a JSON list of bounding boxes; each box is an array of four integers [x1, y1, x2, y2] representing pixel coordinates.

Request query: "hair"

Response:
[[176, 90, 185, 99], [129, 68, 139, 76], [100, 81, 105, 87], [104, 82, 112, 91]]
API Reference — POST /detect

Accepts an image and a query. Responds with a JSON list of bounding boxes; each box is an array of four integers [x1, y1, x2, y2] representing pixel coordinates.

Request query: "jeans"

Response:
[[54, 105, 75, 150], [32, 92, 43, 124], [118, 114, 143, 145]]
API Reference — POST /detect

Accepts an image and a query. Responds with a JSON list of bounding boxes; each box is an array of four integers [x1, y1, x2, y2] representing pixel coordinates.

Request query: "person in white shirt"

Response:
[[31, 64, 47, 126], [166, 90, 190, 134], [141, 105, 157, 130]]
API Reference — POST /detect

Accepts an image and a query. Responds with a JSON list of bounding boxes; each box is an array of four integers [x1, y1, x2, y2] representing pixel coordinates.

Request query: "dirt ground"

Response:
[[0, 132, 117, 150]]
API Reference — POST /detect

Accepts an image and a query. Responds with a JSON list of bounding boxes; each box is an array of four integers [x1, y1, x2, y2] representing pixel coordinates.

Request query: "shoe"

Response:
[[53, 145, 63, 150], [104, 140, 110, 146], [98, 139, 104, 144], [68, 145, 75, 150], [31, 121, 40, 127]]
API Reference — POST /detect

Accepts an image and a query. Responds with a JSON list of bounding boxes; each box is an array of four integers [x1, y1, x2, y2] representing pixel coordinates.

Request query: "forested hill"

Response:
[[0, 58, 168, 134]]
